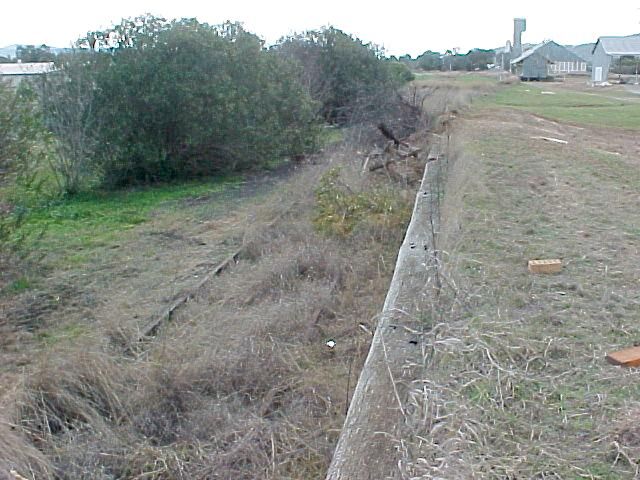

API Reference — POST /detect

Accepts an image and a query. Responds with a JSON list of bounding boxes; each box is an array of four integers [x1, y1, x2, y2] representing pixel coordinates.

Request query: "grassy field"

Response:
[[7, 179, 240, 268], [477, 80, 640, 129], [401, 77, 640, 478]]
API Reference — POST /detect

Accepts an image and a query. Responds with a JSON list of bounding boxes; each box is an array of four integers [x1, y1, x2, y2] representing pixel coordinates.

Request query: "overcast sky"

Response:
[[2, 0, 639, 56]]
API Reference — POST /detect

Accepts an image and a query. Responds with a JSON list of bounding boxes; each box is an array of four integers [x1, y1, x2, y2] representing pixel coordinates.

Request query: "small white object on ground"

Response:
[[531, 136, 569, 145]]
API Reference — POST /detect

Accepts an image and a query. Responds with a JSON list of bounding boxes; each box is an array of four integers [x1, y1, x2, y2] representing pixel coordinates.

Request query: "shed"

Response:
[[591, 34, 640, 84], [510, 48, 552, 81], [536, 41, 588, 75], [0, 62, 55, 85], [511, 41, 587, 80]]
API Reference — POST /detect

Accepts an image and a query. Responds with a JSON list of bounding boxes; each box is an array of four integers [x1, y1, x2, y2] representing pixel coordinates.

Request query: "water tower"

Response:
[[513, 18, 526, 57]]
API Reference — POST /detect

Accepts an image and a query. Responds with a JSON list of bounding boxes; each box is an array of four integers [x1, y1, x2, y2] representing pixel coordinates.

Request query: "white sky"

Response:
[[2, 0, 639, 56]]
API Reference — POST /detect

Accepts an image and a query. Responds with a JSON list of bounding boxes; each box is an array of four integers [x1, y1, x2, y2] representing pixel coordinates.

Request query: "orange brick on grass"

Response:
[[528, 259, 562, 274], [606, 346, 640, 367]]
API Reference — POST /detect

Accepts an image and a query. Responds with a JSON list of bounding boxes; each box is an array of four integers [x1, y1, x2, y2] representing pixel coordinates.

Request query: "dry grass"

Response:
[[1, 126, 422, 478], [401, 103, 640, 478], [1, 75, 499, 480]]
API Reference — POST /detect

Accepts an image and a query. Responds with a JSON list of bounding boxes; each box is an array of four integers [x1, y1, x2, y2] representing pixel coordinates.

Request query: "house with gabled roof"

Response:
[[591, 34, 640, 84], [511, 41, 588, 80]]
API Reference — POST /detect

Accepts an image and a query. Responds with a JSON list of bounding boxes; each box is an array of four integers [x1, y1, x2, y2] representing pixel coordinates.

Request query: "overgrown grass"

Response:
[[2, 126, 423, 479], [478, 83, 640, 128], [313, 167, 410, 237]]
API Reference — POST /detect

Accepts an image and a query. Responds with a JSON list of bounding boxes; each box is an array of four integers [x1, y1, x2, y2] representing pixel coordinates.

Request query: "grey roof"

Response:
[[570, 43, 595, 62], [511, 40, 586, 65], [511, 42, 551, 64], [594, 34, 640, 55], [0, 62, 55, 75]]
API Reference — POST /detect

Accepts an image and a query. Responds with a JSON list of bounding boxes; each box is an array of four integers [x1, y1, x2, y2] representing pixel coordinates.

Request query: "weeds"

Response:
[[313, 167, 409, 237], [2, 129, 418, 478]]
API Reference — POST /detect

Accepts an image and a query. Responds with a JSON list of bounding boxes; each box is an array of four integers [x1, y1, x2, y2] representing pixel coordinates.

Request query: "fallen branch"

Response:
[[369, 158, 397, 172], [377, 123, 400, 146]]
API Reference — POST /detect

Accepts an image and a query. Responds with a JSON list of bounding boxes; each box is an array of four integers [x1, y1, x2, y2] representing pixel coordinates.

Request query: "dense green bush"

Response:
[[38, 17, 319, 188], [276, 28, 411, 124], [387, 60, 415, 83], [37, 17, 417, 189], [416, 50, 443, 71], [93, 20, 319, 187]]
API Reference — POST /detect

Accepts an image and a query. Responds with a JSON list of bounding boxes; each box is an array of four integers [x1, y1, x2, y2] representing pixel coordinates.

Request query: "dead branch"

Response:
[[369, 158, 398, 172], [377, 123, 400, 146]]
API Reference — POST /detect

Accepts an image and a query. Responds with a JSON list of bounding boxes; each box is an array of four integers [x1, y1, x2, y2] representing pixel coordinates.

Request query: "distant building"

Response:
[[570, 43, 596, 65], [511, 41, 588, 80], [494, 18, 526, 72], [0, 62, 55, 86], [495, 41, 512, 71], [591, 34, 640, 84], [510, 48, 553, 81]]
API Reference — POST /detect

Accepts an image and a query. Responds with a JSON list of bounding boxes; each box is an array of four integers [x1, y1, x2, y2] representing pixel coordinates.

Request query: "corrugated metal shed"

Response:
[[594, 35, 640, 56], [591, 34, 640, 84], [511, 50, 551, 80], [0, 62, 55, 75], [511, 41, 588, 79]]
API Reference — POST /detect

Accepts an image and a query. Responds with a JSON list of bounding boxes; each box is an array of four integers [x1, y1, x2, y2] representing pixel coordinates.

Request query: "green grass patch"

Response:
[[13, 177, 240, 263], [478, 84, 640, 129], [321, 125, 345, 146], [37, 322, 90, 346], [2, 277, 31, 295]]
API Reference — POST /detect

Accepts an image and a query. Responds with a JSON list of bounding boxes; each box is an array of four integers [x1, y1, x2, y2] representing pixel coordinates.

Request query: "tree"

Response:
[[276, 27, 410, 124], [0, 80, 46, 180], [0, 79, 49, 247], [416, 50, 442, 71], [16, 45, 56, 63], [464, 49, 494, 71], [37, 51, 104, 194], [78, 17, 319, 187]]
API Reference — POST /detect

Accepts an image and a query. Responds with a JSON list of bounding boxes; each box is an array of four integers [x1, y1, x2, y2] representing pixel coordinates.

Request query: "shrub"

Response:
[[0, 80, 50, 253], [90, 19, 319, 187], [313, 167, 409, 237], [36, 17, 320, 189], [276, 27, 412, 124]]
